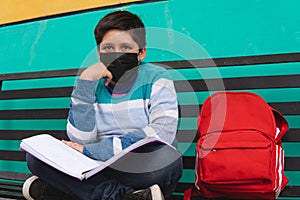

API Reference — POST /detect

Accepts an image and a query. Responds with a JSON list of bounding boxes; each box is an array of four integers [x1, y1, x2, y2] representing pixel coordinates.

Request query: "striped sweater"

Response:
[[67, 62, 178, 161]]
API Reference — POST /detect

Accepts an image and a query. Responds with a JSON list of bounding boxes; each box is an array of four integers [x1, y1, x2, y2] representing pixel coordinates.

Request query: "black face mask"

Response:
[[100, 52, 139, 83]]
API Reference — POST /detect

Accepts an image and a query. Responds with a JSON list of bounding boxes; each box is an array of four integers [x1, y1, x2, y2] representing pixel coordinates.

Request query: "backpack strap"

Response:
[[184, 186, 201, 200], [271, 107, 289, 142], [183, 187, 193, 200]]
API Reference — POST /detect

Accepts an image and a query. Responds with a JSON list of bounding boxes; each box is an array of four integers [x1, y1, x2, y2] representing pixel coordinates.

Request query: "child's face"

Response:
[[99, 29, 146, 60]]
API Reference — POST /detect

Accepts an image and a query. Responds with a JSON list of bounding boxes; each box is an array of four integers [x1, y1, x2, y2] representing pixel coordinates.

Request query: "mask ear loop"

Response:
[[137, 50, 142, 66]]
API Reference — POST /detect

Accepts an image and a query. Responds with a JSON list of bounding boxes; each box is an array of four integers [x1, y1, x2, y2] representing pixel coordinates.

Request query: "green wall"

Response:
[[1, 0, 300, 74]]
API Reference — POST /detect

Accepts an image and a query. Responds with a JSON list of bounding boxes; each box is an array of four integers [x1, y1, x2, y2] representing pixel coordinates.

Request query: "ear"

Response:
[[138, 48, 146, 61]]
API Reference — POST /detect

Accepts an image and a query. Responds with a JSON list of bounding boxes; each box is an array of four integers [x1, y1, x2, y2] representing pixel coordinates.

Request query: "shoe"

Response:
[[22, 175, 76, 200], [22, 176, 47, 200], [125, 184, 165, 200]]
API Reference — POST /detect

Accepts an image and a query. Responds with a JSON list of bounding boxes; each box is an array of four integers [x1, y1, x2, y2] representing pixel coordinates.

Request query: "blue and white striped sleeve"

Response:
[[66, 79, 98, 144], [144, 76, 178, 144]]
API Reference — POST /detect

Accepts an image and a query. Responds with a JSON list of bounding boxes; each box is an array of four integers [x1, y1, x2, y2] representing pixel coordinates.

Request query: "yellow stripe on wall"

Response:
[[0, 0, 142, 25]]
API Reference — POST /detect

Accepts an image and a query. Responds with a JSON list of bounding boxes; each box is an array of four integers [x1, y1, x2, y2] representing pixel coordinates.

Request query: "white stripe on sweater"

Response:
[[71, 97, 91, 105], [143, 126, 159, 138], [151, 78, 176, 96], [150, 110, 178, 121], [113, 137, 123, 155], [97, 99, 149, 112], [66, 121, 97, 143]]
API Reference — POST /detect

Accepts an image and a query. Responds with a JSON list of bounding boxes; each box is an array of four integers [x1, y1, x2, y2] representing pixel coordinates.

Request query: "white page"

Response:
[[20, 134, 104, 180]]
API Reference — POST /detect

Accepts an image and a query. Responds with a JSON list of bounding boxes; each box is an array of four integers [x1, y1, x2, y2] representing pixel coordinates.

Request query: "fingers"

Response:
[[104, 70, 113, 86], [62, 140, 84, 153], [80, 62, 107, 81], [79, 62, 114, 86]]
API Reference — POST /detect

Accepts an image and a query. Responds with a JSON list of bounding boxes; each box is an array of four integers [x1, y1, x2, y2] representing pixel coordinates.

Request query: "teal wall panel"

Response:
[[0, 161, 29, 173], [0, 98, 70, 110], [0, 119, 66, 130], [2, 77, 77, 91], [1, 0, 300, 73], [0, 140, 21, 151]]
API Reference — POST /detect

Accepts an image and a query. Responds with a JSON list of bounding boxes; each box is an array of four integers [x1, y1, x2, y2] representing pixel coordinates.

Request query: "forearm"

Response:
[[82, 114, 177, 161], [83, 130, 147, 161], [83, 103, 178, 161], [146, 77, 179, 144], [67, 79, 98, 144]]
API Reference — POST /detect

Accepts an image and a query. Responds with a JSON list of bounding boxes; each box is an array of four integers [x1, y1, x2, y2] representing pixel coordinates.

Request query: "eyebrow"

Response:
[[100, 42, 113, 46], [121, 42, 133, 45], [100, 42, 134, 46]]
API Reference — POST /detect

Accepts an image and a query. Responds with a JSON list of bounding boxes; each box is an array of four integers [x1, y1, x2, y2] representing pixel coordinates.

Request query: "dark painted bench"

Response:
[[0, 52, 299, 199]]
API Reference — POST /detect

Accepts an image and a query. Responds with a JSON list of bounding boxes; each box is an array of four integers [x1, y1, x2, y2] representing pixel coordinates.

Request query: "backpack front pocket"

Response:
[[197, 130, 273, 184]]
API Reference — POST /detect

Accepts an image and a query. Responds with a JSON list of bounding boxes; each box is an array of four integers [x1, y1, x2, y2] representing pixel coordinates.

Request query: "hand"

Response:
[[62, 140, 84, 153], [80, 62, 112, 85]]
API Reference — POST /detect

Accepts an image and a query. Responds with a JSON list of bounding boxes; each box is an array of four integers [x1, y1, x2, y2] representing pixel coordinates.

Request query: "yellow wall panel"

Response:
[[0, 0, 142, 25]]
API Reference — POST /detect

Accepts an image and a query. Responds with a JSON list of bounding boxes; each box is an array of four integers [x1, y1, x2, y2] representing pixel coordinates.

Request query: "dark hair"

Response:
[[94, 11, 146, 50]]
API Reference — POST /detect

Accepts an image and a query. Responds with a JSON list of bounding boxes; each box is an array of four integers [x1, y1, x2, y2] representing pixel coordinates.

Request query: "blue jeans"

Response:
[[26, 142, 183, 200]]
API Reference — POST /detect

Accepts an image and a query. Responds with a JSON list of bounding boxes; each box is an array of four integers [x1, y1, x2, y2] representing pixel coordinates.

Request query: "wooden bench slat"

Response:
[[0, 184, 22, 192], [0, 172, 30, 181], [0, 151, 25, 162], [0, 68, 81, 81], [176, 130, 199, 143], [155, 52, 300, 69], [0, 130, 68, 140], [0, 109, 68, 120], [269, 102, 300, 115], [0, 87, 73, 100], [179, 102, 300, 117], [282, 129, 300, 142], [174, 74, 300, 92], [280, 186, 300, 197], [0, 190, 24, 199], [284, 157, 300, 171]]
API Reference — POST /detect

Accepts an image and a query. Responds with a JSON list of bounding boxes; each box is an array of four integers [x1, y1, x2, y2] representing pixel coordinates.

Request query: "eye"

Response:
[[101, 45, 114, 51], [121, 45, 133, 51]]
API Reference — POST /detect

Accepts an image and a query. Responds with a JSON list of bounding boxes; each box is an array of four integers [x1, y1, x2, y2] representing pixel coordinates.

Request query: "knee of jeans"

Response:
[[160, 158, 183, 197], [176, 157, 183, 179], [169, 156, 183, 180], [26, 153, 41, 174]]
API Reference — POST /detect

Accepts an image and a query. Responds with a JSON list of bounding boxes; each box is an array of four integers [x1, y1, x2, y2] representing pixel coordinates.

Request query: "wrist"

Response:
[[80, 63, 106, 81], [80, 76, 95, 81], [80, 72, 99, 81]]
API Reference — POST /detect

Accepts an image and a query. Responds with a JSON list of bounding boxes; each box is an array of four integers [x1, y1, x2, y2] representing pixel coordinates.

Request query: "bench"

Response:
[[0, 52, 299, 199]]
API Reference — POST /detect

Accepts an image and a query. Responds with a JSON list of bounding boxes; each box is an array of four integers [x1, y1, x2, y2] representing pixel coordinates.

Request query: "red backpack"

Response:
[[184, 91, 289, 200]]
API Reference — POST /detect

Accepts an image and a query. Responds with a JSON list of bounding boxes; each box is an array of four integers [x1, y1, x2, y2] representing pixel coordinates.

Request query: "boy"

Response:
[[22, 11, 182, 200]]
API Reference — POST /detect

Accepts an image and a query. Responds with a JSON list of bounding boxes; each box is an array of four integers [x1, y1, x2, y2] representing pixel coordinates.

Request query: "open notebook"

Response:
[[20, 134, 175, 180]]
